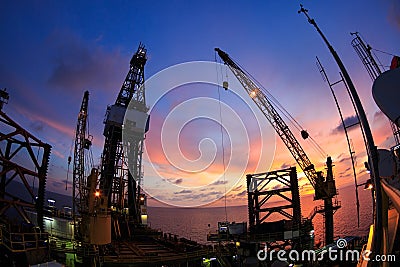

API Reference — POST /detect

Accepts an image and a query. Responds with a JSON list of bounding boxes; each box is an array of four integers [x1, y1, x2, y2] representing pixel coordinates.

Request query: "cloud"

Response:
[[30, 121, 44, 132], [237, 190, 247, 197], [280, 162, 291, 169], [210, 180, 228, 185], [272, 184, 284, 190], [52, 181, 64, 188], [387, 1, 400, 30], [46, 29, 126, 95], [51, 149, 66, 159], [232, 185, 243, 191], [332, 115, 359, 134], [174, 189, 192, 194], [186, 191, 222, 200], [174, 178, 183, 184], [373, 110, 386, 122], [339, 167, 351, 177], [16, 105, 74, 137], [338, 156, 351, 163]]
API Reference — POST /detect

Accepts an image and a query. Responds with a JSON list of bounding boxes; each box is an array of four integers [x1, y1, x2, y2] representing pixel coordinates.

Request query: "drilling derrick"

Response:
[[100, 43, 148, 239]]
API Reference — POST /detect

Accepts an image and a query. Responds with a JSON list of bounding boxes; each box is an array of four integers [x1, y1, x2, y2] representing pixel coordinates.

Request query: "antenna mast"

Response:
[[298, 4, 384, 255]]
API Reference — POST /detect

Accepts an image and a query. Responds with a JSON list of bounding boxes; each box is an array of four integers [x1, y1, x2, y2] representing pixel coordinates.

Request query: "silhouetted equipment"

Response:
[[247, 167, 302, 231], [0, 89, 9, 110], [390, 56, 400, 70], [0, 93, 51, 230], [301, 130, 309, 140], [316, 56, 362, 227], [299, 4, 383, 256], [373, 67, 400, 129], [215, 47, 339, 245], [71, 91, 111, 247], [99, 43, 149, 240], [72, 91, 91, 219], [351, 32, 400, 145]]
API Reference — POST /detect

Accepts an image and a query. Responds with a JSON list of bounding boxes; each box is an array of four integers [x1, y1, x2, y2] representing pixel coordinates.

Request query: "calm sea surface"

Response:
[[147, 185, 373, 245], [6, 181, 373, 246]]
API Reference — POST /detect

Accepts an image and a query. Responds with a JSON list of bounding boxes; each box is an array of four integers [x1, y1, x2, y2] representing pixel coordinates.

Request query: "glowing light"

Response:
[[363, 179, 373, 190], [95, 191, 100, 197], [141, 214, 148, 225], [43, 216, 54, 221], [250, 90, 257, 98]]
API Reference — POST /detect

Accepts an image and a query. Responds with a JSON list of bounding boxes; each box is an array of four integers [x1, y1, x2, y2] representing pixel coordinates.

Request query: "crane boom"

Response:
[[215, 48, 328, 199], [72, 90, 91, 217], [215, 47, 339, 245]]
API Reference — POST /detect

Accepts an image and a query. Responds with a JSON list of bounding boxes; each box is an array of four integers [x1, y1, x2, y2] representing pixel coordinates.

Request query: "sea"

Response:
[[6, 181, 373, 246], [147, 184, 373, 245]]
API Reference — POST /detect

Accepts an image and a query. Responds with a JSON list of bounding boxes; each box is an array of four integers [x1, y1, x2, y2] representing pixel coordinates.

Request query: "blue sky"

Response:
[[0, 0, 399, 206]]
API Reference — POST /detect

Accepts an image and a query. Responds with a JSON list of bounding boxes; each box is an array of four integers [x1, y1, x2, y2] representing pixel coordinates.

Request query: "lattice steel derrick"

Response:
[[100, 43, 147, 224], [0, 110, 51, 230]]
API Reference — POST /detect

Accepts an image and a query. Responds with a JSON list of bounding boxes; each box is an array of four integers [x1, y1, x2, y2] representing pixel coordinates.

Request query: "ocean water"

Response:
[[147, 185, 373, 245], [6, 180, 373, 246]]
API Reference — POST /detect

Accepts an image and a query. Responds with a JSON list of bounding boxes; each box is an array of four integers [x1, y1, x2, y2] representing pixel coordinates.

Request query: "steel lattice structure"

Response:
[[72, 90, 92, 217], [99, 44, 148, 238], [0, 93, 51, 230], [215, 47, 338, 245]]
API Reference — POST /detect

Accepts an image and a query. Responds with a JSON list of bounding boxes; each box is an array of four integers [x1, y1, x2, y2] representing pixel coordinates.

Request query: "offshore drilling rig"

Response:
[[70, 44, 149, 265], [71, 43, 210, 267], [99, 43, 149, 239]]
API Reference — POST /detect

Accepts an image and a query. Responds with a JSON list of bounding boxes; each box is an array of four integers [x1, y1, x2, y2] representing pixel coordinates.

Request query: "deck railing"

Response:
[[0, 226, 49, 252]]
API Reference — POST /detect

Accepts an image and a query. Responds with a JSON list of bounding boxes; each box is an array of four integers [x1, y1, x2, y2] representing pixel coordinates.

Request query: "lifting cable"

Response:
[[360, 32, 399, 70], [32, 147, 41, 201], [215, 52, 228, 222], [235, 59, 328, 159], [66, 136, 74, 190], [85, 110, 95, 173]]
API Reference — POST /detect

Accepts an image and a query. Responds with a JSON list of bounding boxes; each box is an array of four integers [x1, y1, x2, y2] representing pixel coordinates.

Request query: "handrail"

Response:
[[102, 248, 210, 263], [0, 226, 49, 253], [381, 179, 400, 213]]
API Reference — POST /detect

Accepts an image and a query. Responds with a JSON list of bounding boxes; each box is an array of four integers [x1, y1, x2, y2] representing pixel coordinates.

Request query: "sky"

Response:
[[0, 0, 399, 207]]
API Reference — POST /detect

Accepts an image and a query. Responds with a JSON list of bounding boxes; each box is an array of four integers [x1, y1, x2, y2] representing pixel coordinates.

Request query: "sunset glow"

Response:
[[0, 0, 399, 207]]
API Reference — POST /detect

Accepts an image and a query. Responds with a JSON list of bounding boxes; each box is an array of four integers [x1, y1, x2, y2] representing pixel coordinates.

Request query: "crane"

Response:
[[215, 48, 339, 245], [71, 91, 111, 266], [99, 43, 148, 239], [72, 90, 92, 220], [68, 91, 111, 266], [351, 32, 400, 145]]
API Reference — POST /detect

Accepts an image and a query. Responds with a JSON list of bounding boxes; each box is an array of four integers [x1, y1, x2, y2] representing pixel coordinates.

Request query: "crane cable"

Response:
[[66, 135, 74, 190], [66, 99, 95, 191], [359, 32, 399, 70], [215, 52, 228, 222], [233, 58, 327, 159], [85, 110, 95, 173]]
